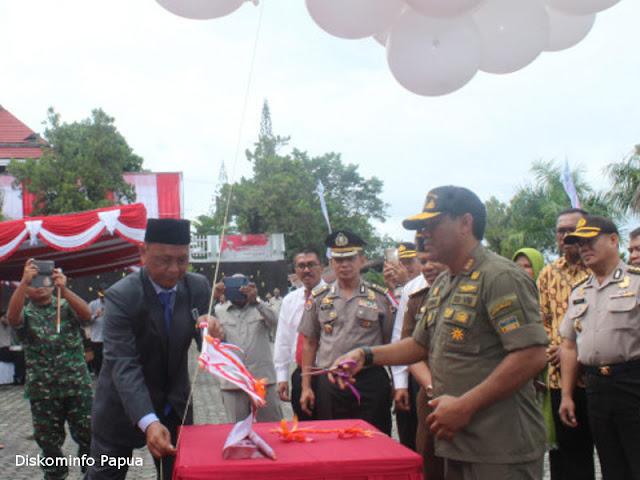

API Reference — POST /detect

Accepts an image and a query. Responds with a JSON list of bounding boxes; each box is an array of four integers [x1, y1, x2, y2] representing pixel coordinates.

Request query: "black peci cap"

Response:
[[144, 218, 191, 245]]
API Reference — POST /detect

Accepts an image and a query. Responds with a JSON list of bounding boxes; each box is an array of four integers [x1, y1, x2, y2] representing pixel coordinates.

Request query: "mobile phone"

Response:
[[224, 276, 249, 300], [31, 260, 55, 288], [385, 248, 399, 265]]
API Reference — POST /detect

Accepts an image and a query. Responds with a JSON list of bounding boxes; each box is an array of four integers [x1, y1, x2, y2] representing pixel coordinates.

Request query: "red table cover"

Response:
[[173, 420, 424, 480]]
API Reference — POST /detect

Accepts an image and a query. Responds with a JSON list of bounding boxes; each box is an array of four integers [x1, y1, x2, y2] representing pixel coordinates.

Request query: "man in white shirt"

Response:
[[273, 248, 324, 420], [390, 240, 426, 449]]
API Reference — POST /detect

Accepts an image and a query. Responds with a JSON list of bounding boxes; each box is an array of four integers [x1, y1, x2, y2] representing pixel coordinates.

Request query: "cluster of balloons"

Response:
[[155, 0, 621, 96]]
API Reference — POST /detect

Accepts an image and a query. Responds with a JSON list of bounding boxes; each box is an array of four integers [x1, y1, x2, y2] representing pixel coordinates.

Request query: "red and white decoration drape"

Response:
[[0, 203, 146, 280]]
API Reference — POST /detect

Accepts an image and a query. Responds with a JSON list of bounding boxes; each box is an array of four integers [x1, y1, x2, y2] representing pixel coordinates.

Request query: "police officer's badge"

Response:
[[574, 318, 582, 333], [618, 276, 630, 289], [454, 311, 469, 324], [451, 328, 464, 341], [335, 232, 348, 247]]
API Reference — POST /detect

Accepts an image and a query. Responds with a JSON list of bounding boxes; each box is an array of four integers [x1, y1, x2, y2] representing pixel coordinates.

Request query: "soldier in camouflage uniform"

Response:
[[7, 258, 93, 480]]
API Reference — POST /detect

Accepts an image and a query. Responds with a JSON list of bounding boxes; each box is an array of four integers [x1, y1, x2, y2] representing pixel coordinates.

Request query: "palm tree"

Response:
[[607, 145, 640, 214]]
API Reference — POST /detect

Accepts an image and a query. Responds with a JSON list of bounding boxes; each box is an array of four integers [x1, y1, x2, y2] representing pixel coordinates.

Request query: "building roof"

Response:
[[0, 105, 43, 159]]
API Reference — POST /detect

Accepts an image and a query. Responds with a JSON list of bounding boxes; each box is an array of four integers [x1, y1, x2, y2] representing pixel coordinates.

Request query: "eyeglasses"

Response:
[[295, 262, 320, 271], [556, 227, 576, 237]]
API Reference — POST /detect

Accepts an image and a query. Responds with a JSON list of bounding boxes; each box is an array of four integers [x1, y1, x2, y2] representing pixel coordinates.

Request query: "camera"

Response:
[[31, 260, 55, 288], [224, 276, 249, 301]]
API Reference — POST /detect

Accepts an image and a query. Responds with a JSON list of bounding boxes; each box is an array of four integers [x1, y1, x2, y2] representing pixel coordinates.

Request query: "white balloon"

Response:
[[545, 0, 620, 15], [386, 11, 481, 96], [373, 30, 390, 47], [473, 0, 549, 74], [545, 7, 595, 52], [306, 0, 404, 40], [156, 0, 245, 20], [406, 0, 487, 18]]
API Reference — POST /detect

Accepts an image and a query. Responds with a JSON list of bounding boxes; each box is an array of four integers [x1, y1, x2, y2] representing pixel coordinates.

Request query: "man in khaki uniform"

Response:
[[298, 229, 396, 435], [213, 274, 282, 423], [559, 216, 640, 479], [330, 186, 549, 480]]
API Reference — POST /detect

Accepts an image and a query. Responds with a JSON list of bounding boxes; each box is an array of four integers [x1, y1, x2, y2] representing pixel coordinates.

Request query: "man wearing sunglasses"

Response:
[[559, 215, 640, 479]]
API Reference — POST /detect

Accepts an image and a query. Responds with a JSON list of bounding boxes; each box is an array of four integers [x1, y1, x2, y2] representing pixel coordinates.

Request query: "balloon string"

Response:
[[177, 0, 266, 453]]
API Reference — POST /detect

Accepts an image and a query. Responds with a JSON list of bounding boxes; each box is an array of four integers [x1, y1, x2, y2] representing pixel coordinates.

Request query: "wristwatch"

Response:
[[361, 345, 374, 367]]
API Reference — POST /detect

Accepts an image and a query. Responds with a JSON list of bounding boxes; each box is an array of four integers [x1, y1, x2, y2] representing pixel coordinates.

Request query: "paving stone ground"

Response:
[[0, 345, 599, 479]]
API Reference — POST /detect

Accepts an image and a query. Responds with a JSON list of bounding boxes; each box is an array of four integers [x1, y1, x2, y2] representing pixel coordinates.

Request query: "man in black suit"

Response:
[[87, 218, 223, 480]]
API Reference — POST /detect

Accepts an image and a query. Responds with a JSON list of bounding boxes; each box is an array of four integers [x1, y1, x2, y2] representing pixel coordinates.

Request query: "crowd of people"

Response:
[[4, 187, 640, 480]]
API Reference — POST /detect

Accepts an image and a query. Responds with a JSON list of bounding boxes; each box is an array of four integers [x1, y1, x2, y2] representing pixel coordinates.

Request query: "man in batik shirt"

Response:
[[537, 208, 594, 480]]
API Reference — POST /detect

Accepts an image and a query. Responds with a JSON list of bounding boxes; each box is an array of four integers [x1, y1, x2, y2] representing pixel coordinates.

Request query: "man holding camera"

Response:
[[7, 258, 93, 480], [214, 273, 283, 423]]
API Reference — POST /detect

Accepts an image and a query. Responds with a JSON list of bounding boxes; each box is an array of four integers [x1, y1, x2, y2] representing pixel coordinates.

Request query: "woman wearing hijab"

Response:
[[512, 247, 545, 280], [512, 247, 556, 455]]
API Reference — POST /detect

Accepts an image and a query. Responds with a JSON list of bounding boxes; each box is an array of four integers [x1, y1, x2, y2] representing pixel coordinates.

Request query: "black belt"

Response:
[[583, 359, 640, 377]]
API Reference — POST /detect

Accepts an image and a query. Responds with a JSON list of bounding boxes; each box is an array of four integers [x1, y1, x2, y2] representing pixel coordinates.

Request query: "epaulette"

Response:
[[628, 266, 640, 275], [409, 285, 430, 299], [570, 275, 591, 290], [367, 282, 389, 295], [311, 284, 329, 297]]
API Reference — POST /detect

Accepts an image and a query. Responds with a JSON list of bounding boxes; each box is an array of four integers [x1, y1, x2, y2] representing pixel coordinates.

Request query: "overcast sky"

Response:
[[0, 0, 638, 241]]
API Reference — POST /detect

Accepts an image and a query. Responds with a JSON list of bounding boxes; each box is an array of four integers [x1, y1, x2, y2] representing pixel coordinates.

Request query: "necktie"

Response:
[[158, 290, 173, 416], [295, 290, 311, 366], [158, 291, 172, 334]]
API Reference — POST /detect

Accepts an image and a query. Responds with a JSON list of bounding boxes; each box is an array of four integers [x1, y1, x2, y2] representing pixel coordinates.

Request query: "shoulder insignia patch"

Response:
[[409, 286, 430, 299], [368, 283, 389, 295], [461, 257, 476, 273], [629, 266, 640, 275], [570, 276, 591, 291], [499, 316, 520, 333], [311, 285, 329, 297]]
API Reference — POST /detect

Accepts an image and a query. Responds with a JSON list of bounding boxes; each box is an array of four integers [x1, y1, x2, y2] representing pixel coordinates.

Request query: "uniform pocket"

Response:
[[441, 313, 480, 354], [356, 306, 379, 329]]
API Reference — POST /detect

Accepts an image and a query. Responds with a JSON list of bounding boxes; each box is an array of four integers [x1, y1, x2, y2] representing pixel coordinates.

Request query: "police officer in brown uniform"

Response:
[[330, 186, 549, 480], [298, 230, 395, 435], [559, 216, 640, 479]]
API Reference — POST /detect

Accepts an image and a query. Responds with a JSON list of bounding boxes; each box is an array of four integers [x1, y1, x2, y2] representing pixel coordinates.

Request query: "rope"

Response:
[[175, 0, 266, 454]]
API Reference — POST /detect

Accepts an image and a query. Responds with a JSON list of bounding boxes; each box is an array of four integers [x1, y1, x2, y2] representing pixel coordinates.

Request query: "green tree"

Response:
[[8, 107, 144, 216], [201, 101, 390, 260], [192, 162, 236, 236], [486, 160, 619, 259], [607, 144, 640, 214]]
